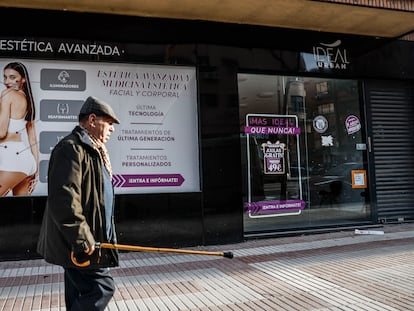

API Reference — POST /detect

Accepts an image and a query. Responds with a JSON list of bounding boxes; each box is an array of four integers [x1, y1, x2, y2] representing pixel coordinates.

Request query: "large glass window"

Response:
[[239, 74, 370, 234]]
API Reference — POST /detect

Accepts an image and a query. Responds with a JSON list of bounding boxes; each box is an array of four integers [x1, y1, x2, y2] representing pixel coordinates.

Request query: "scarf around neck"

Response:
[[80, 127, 113, 179]]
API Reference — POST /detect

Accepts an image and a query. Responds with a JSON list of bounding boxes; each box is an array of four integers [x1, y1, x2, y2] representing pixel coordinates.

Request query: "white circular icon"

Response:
[[313, 115, 328, 133]]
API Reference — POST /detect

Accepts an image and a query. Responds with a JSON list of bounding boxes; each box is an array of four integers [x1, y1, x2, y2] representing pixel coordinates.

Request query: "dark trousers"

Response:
[[64, 267, 115, 311]]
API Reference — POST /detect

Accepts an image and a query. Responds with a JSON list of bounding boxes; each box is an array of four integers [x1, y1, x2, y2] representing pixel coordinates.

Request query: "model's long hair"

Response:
[[4, 62, 35, 121]]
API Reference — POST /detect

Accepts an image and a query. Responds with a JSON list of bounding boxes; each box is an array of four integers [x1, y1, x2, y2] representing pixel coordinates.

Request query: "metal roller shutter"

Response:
[[367, 81, 414, 222]]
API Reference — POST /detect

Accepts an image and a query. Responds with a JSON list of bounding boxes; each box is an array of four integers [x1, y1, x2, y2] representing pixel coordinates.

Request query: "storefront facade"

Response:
[[0, 9, 413, 260]]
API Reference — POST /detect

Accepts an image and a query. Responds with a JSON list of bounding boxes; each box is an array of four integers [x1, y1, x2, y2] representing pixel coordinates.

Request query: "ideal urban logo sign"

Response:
[[313, 40, 350, 70]]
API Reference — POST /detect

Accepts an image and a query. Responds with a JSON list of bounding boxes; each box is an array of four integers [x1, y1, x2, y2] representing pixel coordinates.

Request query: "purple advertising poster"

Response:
[[245, 114, 305, 217]]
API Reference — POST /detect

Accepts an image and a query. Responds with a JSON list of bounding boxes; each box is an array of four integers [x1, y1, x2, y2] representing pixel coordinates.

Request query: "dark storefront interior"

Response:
[[239, 75, 371, 235], [0, 8, 413, 260]]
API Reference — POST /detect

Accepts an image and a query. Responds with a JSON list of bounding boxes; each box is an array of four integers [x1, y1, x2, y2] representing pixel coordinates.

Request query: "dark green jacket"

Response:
[[37, 126, 118, 269]]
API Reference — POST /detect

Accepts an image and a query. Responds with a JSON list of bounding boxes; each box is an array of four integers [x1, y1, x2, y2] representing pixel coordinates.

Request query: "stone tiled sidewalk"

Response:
[[1, 223, 414, 310]]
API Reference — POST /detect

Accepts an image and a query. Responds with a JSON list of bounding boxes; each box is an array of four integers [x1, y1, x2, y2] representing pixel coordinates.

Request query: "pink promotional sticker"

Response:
[[345, 115, 361, 135]]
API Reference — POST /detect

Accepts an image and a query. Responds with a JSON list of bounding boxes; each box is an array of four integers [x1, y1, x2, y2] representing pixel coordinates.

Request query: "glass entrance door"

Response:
[[239, 74, 370, 234]]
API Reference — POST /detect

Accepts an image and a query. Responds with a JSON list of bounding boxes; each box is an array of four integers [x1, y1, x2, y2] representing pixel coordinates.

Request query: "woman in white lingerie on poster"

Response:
[[0, 62, 39, 196]]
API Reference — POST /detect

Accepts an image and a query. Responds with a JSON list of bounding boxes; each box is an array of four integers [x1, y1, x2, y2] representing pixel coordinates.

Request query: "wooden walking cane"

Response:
[[71, 242, 234, 267]]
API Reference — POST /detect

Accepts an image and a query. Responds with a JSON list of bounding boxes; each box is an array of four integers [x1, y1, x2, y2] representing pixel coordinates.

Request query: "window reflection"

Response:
[[239, 74, 370, 234]]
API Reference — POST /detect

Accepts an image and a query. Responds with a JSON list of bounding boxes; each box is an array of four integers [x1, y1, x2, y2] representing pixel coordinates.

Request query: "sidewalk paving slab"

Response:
[[0, 223, 413, 310]]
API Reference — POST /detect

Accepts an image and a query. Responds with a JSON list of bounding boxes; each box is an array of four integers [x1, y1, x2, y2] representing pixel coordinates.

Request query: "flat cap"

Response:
[[79, 96, 120, 124]]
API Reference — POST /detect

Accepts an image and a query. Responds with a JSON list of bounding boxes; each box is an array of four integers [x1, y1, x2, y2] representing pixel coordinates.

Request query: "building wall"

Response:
[[317, 0, 414, 11], [0, 8, 413, 260]]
